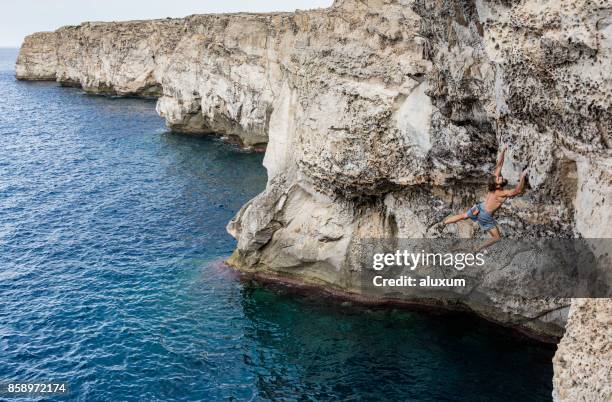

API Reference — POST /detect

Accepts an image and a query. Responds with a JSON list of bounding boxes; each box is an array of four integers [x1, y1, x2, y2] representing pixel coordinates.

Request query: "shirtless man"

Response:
[[442, 145, 528, 251]]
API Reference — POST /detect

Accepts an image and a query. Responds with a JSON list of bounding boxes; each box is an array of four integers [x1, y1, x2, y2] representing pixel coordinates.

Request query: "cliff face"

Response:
[[16, 0, 612, 399], [553, 299, 612, 401], [17, 15, 283, 147], [15, 32, 58, 80], [226, 0, 611, 340]]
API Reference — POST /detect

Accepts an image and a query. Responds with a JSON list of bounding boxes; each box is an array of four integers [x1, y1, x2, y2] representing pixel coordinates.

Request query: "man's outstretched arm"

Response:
[[494, 144, 508, 177], [505, 169, 528, 197]]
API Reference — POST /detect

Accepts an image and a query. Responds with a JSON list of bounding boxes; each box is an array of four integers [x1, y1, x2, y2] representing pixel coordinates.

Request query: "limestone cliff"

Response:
[[553, 298, 611, 401], [222, 0, 611, 340], [16, 0, 612, 399]]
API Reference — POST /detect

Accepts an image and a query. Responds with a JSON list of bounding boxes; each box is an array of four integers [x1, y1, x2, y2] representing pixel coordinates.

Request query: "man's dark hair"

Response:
[[488, 175, 499, 192]]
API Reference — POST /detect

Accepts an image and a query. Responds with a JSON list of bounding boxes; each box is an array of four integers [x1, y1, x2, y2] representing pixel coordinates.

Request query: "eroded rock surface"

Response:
[[224, 0, 611, 342], [16, 0, 612, 398], [553, 299, 612, 401]]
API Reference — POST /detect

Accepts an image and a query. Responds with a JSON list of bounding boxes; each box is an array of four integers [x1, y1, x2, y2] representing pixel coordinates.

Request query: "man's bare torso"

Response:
[[483, 190, 508, 215]]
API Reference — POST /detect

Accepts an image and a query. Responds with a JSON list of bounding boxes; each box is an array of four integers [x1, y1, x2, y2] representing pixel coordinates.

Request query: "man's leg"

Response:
[[475, 226, 501, 252], [443, 212, 469, 225]]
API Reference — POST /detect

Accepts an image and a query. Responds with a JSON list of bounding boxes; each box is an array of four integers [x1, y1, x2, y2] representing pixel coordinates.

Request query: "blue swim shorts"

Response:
[[467, 203, 498, 231]]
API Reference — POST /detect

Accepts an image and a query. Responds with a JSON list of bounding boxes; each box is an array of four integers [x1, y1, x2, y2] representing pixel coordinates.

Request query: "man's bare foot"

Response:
[[428, 219, 447, 233], [473, 245, 491, 254]]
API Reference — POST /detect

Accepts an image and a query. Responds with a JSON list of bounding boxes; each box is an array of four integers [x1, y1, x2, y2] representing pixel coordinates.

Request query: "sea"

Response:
[[0, 48, 555, 401]]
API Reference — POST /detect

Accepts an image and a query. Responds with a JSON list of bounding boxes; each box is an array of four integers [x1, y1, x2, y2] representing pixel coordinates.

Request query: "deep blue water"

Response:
[[0, 48, 554, 401]]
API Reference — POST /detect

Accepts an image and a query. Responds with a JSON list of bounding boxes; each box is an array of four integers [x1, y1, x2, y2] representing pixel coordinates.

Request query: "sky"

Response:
[[0, 0, 334, 47]]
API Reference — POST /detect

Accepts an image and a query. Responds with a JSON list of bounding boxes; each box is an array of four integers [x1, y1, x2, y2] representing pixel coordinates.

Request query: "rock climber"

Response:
[[442, 145, 528, 251]]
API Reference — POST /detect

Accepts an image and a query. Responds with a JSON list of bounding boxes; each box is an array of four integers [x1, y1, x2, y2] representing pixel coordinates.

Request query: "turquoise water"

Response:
[[0, 48, 554, 401]]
